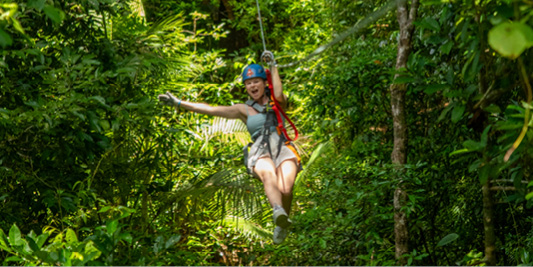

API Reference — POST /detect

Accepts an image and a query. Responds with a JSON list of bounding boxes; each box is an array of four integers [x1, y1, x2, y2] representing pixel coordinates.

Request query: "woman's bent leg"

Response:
[[253, 157, 282, 208], [276, 159, 298, 215]]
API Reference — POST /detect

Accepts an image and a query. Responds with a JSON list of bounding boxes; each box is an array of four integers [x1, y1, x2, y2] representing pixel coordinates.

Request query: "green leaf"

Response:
[[66, 229, 78, 244], [488, 22, 533, 59], [483, 104, 501, 113], [0, 229, 12, 252], [423, 17, 440, 31], [451, 104, 465, 123], [106, 219, 118, 234], [98, 206, 111, 213], [34, 250, 51, 261], [449, 148, 470, 156], [437, 104, 453, 122], [0, 29, 13, 47], [424, 83, 449, 95], [84, 241, 102, 259], [480, 125, 491, 146], [437, 233, 459, 246], [118, 233, 133, 244], [43, 5, 64, 24], [165, 235, 181, 249], [393, 76, 416, 84], [525, 191, 533, 200], [319, 238, 327, 249], [8, 224, 23, 246], [88, 96, 107, 107], [4, 256, 22, 263], [27, 236, 40, 252], [153, 236, 165, 254], [99, 120, 110, 131], [440, 40, 453, 55], [11, 18, 25, 34], [463, 140, 485, 151], [28, 0, 46, 11]]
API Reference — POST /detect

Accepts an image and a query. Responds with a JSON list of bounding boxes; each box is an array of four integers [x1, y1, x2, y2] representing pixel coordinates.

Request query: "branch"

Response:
[[408, 0, 420, 24], [489, 186, 516, 191], [491, 179, 528, 184]]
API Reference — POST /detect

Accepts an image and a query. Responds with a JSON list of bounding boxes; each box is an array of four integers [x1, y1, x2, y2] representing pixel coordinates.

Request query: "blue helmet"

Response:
[[242, 64, 267, 82]]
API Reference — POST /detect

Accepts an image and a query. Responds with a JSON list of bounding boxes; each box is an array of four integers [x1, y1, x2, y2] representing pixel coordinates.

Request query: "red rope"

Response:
[[265, 69, 299, 142]]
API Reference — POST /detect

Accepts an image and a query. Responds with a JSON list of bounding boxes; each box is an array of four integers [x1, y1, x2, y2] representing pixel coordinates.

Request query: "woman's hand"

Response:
[[158, 92, 180, 107], [261, 51, 276, 66]]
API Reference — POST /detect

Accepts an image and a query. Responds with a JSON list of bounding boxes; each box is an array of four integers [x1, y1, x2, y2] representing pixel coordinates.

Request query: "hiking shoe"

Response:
[[273, 226, 289, 244], [273, 206, 292, 229]]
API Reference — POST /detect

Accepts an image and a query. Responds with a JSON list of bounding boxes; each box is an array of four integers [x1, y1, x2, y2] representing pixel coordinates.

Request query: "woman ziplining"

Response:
[[156, 0, 396, 245], [158, 51, 301, 244]]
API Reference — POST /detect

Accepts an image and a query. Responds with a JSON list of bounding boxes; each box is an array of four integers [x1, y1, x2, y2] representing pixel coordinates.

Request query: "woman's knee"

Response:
[[278, 186, 293, 196], [254, 158, 276, 180], [256, 168, 276, 183]]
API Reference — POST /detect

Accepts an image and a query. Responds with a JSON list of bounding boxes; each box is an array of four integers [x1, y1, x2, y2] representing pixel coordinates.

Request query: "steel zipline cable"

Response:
[[255, 0, 268, 52]]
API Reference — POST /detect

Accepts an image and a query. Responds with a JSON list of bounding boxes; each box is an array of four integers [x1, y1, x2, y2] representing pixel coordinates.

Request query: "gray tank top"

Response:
[[246, 104, 285, 141], [247, 113, 266, 140]]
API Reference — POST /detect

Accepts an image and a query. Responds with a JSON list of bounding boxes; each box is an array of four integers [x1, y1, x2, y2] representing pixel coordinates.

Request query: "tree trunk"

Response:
[[390, 0, 419, 264], [482, 179, 496, 265]]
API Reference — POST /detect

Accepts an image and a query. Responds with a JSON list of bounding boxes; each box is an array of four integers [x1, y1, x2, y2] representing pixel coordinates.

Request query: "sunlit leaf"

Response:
[[0, 229, 12, 252], [66, 229, 78, 244], [488, 22, 533, 59], [8, 224, 23, 246], [449, 148, 470, 156]]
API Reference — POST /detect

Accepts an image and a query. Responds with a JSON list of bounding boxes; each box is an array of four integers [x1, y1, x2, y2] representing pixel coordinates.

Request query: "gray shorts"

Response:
[[244, 132, 300, 176]]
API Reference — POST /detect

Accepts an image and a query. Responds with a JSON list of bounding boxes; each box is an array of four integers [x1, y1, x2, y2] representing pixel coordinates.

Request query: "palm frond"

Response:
[[295, 140, 337, 192], [146, 13, 187, 36], [192, 117, 250, 149], [152, 168, 265, 225], [140, 13, 188, 51], [208, 117, 249, 146], [220, 216, 272, 241], [129, 0, 146, 18]]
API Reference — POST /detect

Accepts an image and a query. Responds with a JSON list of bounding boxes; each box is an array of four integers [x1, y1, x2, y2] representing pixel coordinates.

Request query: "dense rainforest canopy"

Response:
[[1, 0, 533, 265]]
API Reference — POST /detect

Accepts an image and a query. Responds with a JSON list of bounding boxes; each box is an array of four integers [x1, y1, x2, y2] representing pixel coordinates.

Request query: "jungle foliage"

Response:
[[1, 0, 533, 265]]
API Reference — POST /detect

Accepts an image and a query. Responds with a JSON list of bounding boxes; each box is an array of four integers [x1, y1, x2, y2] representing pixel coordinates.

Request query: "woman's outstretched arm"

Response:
[[158, 92, 247, 122]]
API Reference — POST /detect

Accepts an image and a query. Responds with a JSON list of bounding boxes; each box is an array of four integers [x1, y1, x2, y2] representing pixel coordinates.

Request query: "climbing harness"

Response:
[[242, 91, 301, 174]]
